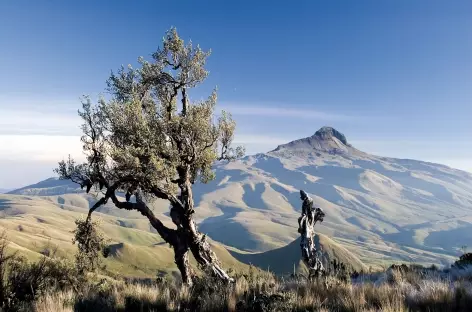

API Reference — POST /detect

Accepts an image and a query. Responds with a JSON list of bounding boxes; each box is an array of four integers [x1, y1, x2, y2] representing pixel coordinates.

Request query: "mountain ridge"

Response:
[[271, 126, 353, 154], [8, 126, 472, 195], [4, 127, 472, 271]]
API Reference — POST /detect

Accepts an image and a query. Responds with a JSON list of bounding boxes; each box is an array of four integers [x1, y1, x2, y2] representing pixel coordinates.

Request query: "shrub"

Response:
[[0, 231, 81, 311], [5, 253, 80, 309], [72, 217, 109, 276], [454, 253, 472, 269]]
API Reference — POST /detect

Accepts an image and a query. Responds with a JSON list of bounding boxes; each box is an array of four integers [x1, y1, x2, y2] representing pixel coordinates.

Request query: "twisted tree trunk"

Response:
[[300, 210, 325, 278], [169, 167, 234, 284], [173, 231, 192, 285]]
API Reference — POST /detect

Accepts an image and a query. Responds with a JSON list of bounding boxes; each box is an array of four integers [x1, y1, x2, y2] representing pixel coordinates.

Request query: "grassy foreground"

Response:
[[2, 220, 472, 311], [31, 268, 472, 312], [5, 255, 472, 312]]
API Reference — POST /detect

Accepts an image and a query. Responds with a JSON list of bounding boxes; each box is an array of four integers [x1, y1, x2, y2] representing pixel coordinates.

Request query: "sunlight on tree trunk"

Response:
[[300, 207, 326, 278]]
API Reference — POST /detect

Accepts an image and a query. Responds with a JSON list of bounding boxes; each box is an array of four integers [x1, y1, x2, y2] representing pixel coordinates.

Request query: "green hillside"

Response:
[[0, 194, 252, 279], [230, 234, 367, 276]]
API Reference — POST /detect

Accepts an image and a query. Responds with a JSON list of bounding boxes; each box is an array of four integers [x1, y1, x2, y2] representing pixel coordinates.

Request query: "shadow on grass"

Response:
[[74, 294, 172, 312]]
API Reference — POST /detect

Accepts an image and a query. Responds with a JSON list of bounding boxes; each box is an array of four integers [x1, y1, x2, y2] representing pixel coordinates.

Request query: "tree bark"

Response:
[[173, 230, 192, 285], [181, 88, 188, 116], [174, 250, 192, 285], [300, 210, 325, 278], [174, 167, 234, 283]]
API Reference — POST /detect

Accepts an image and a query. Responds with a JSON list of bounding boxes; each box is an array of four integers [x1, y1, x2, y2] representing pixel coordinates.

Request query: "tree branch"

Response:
[[150, 186, 184, 210], [181, 88, 188, 116], [164, 59, 182, 71], [109, 191, 176, 245], [86, 197, 107, 221]]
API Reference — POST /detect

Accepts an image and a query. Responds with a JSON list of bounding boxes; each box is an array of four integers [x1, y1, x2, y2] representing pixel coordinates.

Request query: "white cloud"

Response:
[[232, 134, 292, 155], [233, 134, 291, 145], [427, 159, 472, 173], [0, 134, 86, 188], [0, 133, 288, 162], [0, 133, 287, 188], [0, 94, 95, 112], [0, 135, 84, 162], [350, 140, 472, 172], [350, 140, 472, 147], [219, 103, 354, 121], [1, 95, 470, 189], [0, 108, 82, 136]]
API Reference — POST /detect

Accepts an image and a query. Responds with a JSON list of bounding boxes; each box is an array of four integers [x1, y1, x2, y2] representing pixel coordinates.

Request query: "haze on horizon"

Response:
[[0, 0, 471, 189]]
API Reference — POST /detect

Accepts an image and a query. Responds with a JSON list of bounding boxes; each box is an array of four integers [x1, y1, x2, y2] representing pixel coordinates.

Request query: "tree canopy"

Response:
[[55, 27, 244, 284]]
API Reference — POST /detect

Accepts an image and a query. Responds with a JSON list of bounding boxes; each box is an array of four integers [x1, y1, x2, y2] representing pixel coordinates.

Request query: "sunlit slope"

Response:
[[0, 194, 251, 278], [230, 233, 367, 275], [8, 127, 472, 268]]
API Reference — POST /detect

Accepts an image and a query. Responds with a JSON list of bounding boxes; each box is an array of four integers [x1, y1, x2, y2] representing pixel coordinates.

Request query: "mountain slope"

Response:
[[8, 177, 82, 196], [0, 194, 252, 278], [230, 233, 367, 275], [195, 127, 472, 266], [7, 126, 472, 269]]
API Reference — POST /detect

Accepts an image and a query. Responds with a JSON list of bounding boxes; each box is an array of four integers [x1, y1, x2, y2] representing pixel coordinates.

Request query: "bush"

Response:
[[454, 253, 472, 269], [3, 228, 472, 311], [325, 259, 352, 282], [6, 255, 78, 308], [0, 231, 80, 311], [72, 217, 109, 276]]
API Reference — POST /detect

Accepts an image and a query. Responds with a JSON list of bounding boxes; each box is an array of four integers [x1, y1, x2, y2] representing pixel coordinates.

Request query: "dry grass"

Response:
[[25, 265, 472, 312], [0, 196, 253, 280], [1, 195, 471, 311]]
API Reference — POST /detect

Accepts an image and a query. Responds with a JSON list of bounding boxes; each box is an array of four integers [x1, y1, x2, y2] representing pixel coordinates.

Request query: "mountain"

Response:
[[6, 126, 472, 273], [195, 126, 472, 268], [230, 233, 367, 275], [8, 177, 82, 196]]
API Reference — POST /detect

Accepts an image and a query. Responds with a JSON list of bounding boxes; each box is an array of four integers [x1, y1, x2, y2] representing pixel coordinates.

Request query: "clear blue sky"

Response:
[[0, 0, 471, 188]]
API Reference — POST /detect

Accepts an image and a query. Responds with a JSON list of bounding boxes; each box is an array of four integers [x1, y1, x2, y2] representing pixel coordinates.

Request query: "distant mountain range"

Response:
[[5, 126, 472, 272]]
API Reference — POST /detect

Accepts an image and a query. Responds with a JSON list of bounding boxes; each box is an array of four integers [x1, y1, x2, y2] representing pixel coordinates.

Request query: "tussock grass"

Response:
[[25, 265, 472, 312]]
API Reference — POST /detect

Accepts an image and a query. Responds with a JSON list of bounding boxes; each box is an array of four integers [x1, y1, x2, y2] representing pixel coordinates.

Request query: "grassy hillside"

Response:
[[230, 234, 367, 276], [0, 194, 251, 278], [0, 192, 370, 281], [9, 129, 472, 273], [9, 128, 472, 271]]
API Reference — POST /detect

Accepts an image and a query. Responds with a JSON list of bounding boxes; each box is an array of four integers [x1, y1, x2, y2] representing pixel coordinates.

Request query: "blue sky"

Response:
[[0, 0, 471, 188]]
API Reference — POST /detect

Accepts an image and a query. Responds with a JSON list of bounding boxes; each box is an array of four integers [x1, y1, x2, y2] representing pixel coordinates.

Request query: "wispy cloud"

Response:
[[0, 108, 81, 136], [430, 159, 472, 173], [219, 103, 355, 121], [0, 94, 96, 112], [350, 140, 472, 147], [232, 134, 293, 154], [233, 134, 292, 145], [349, 139, 472, 172], [0, 135, 84, 162]]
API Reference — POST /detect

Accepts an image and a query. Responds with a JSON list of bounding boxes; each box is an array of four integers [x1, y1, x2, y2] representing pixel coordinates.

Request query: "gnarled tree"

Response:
[[55, 27, 244, 285], [299, 206, 325, 278]]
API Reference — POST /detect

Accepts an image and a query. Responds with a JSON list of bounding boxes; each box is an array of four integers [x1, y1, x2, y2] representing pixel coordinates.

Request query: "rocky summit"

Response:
[[271, 126, 352, 154], [314, 126, 349, 145]]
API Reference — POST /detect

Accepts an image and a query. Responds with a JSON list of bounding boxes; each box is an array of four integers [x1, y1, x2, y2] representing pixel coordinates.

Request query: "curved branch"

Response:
[[86, 197, 107, 221], [109, 192, 176, 245], [150, 186, 185, 212]]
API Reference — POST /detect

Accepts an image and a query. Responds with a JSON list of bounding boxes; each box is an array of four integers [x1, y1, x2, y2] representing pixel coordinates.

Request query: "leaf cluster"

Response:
[[55, 27, 245, 204]]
